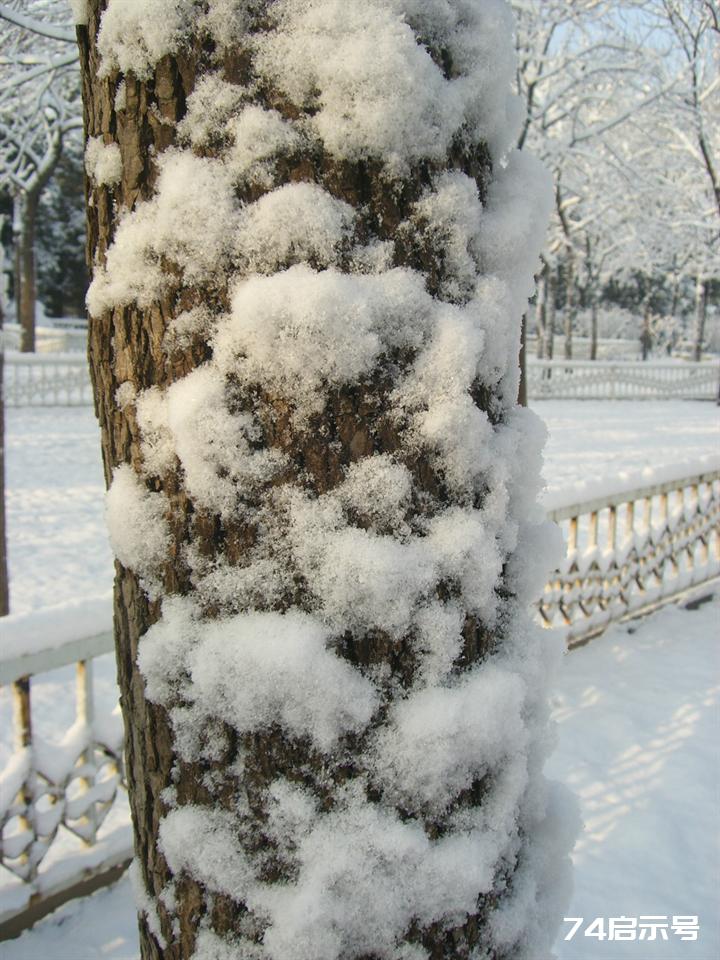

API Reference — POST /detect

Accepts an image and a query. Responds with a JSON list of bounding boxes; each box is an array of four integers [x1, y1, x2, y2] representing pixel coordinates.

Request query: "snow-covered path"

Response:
[[2, 595, 718, 960], [549, 596, 720, 960]]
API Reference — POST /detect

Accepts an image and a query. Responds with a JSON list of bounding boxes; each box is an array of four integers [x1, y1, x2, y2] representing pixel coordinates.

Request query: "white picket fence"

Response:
[[2, 353, 94, 407], [527, 358, 719, 399], [0, 466, 719, 935], [2, 353, 719, 406]]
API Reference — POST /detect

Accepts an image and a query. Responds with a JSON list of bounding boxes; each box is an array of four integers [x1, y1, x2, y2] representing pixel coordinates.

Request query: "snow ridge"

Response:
[[95, 1, 576, 957]]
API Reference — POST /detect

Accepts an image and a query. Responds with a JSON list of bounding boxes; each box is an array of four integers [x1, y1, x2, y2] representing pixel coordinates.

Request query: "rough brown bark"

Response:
[[78, 6, 527, 959]]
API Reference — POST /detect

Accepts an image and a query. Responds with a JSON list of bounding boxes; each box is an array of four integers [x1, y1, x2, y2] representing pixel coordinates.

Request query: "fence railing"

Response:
[[540, 462, 720, 645], [0, 600, 131, 936], [1, 324, 87, 355], [2, 353, 719, 407], [527, 358, 719, 400], [0, 464, 718, 932], [2, 353, 94, 407]]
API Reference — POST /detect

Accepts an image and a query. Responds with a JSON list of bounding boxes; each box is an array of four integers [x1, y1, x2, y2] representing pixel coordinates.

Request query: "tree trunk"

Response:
[[694, 276, 707, 362], [535, 268, 546, 360], [12, 196, 22, 334], [563, 254, 575, 361], [545, 270, 556, 376], [641, 301, 652, 361], [590, 300, 598, 361], [78, 5, 573, 959], [518, 314, 527, 406], [18, 191, 38, 353]]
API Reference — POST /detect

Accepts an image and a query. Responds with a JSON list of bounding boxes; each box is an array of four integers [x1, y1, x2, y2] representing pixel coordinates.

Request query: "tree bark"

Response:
[[77, 5, 569, 958], [590, 300, 598, 361]]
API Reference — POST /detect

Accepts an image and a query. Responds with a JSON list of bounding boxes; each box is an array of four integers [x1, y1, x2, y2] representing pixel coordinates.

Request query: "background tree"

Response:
[[77, 1, 576, 958], [0, 0, 82, 349], [35, 138, 88, 318]]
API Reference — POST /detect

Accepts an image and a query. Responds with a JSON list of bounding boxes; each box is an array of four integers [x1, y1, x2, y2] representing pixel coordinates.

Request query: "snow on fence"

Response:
[[0, 598, 131, 937], [527, 358, 719, 400], [541, 458, 720, 646], [0, 464, 718, 933], [2, 353, 94, 407]]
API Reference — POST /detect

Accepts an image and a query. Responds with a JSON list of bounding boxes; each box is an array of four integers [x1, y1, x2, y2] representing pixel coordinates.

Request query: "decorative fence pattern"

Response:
[[2, 353, 93, 407], [541, 466, 720, 645], [527, 358, 719, 400], [2, 353, 719, 406], [0, 628, 130, 935], [0, 466, 718, 932]]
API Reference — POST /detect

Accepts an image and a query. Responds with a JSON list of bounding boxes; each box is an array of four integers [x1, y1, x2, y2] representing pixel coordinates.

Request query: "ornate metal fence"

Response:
[[2, 353, 93, 407], [540, 465, 720, 645], [0, 615, 131, 937], [527, 358, 719, 400]]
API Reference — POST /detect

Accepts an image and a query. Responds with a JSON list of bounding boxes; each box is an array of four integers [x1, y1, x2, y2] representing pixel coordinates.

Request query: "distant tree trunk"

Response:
[[670, 275, 680, 319], [641, 301, 652, 361], [78, 4, 573, 959], [12, 196, 22, 334], [518, 314, 527, 406], [18, 191, 39, 353], [535, 266, 547, 359], [563, 254, 575, 361], [545, 269, 556, 377], [693, 276, 707, 362], [590, 299, 598, 361]]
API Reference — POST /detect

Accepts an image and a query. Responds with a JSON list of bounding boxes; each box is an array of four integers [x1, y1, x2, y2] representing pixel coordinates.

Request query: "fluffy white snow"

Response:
[[105, 464, 170, 590], [85, 137, 122, 187], [252, 0, 520, 173], [87, 151, 239, 317], [96, 0, 197, 80], [139, 602, 379, 755]]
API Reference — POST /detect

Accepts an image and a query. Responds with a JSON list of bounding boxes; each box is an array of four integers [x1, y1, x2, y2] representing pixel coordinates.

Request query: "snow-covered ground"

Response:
[[5, 407, 111, 613], [536, 399, 719, 495], [1, 398, 718, 958]]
